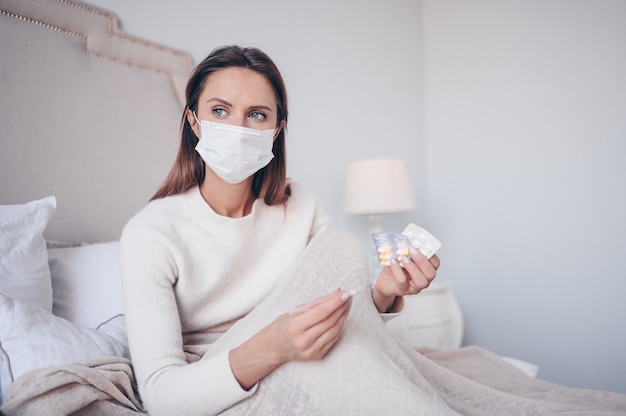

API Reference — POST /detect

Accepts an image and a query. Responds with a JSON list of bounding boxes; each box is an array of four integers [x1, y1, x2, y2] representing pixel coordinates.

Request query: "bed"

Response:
[[2, 1, 626, 415], [0, 0, 193, 410]]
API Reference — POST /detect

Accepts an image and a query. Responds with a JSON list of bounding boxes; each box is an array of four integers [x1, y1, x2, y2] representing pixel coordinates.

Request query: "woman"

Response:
[[120, 45, 440, 415]]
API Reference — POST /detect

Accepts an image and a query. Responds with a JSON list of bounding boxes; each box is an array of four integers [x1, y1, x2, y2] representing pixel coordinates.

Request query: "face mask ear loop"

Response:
[[192, 111, 202, 140], [273, 121, 284, 140]]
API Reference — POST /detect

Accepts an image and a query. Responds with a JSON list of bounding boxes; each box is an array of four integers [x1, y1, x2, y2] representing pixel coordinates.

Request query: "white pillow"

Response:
[[48, 241, 125, 329], [0, 293, 129, 404], [0, 196, 56, 311]]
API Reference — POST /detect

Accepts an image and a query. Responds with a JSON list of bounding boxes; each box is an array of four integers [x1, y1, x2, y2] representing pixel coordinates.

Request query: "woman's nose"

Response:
[[230, 114, 249, 128]]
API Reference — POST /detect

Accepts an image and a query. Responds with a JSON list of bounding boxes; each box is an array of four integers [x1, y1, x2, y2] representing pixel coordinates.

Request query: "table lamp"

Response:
[[345, 158, 416, 234]]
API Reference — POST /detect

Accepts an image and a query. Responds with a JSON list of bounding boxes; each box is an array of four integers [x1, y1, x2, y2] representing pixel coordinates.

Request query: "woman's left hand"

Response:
[[372, 249, 441, 313]]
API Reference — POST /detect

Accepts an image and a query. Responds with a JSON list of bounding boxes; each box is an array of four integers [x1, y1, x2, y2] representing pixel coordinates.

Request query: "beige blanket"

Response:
[[0, 357, 144, 415], [3, 230, 626, 415]]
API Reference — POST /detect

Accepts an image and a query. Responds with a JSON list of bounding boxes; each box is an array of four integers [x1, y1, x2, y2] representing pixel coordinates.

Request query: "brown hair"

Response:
[[151, 45, 290, 205]]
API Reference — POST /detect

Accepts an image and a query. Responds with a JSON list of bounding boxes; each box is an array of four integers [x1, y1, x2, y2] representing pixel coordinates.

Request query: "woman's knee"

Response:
[[310, 230, 371, 287]]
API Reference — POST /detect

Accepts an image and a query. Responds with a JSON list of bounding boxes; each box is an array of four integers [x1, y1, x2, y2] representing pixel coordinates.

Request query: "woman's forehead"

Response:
[[200, 67, 276, 108]]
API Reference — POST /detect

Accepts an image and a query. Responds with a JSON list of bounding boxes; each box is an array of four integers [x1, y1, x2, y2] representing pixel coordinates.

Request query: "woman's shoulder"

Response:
[[137, 191, 189, 217], [284, 180, 328, 216], [123, 187, 197, 234], [283, 180, 322, 210], [284, 179, 334, 233], [286, 179, 316, 202]]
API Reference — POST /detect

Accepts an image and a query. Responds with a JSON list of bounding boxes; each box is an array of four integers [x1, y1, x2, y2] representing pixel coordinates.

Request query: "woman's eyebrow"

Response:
[[251, 104, 274, 113], [206, 97, 232, 106]]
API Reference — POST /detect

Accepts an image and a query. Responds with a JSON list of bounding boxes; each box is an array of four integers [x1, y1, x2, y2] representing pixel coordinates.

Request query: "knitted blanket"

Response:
[[3, 230, 625, 415]]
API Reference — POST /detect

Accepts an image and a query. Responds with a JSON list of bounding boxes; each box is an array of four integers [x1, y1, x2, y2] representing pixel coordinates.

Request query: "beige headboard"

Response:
[[0, 0, 194, 243]]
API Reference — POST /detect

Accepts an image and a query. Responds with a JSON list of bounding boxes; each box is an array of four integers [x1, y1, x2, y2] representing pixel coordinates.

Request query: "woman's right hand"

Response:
[[229, 289, 352, 390], [272, 289, 353, 362]]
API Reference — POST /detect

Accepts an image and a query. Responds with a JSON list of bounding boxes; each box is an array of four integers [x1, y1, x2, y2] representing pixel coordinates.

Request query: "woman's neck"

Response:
[[199, 170, 256, 218]]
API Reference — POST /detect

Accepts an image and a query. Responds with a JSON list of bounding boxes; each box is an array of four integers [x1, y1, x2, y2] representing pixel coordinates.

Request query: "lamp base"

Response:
[[367, 214, 384, 281], [368, 214, 383, 234]]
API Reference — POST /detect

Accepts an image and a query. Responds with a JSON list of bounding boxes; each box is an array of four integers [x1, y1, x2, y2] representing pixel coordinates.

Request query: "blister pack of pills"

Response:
[[372, 223, 441, 266]]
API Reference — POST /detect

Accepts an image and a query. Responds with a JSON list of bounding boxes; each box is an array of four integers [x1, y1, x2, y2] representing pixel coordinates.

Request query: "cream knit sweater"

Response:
[[120, 181, 331, 415]]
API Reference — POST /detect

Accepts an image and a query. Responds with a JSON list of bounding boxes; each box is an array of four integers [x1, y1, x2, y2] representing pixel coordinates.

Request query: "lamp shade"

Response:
[[345, 159, 416, 215]]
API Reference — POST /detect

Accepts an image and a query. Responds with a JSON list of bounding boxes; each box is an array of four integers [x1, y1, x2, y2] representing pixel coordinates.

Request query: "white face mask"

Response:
[[194, 116, 276, 185]]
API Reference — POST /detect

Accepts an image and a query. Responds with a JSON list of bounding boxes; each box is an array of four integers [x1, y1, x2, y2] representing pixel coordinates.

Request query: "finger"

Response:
[[429, 253, 441, 270], [389, 261, 408, 286], [297, 290, 351, 332], [300, 301, 351, 360], [397, 257, 430, 293], [306, 297, 351, 336], [290, 289, 344, 315], [308, 327, 342, 361], [289, 308, 348, 361], [408, 248, 437, 281], [279, 299, 349, 359], [392, 263, 426, 295], [316, 325, 345, 358], [292, 289, 341, 312]]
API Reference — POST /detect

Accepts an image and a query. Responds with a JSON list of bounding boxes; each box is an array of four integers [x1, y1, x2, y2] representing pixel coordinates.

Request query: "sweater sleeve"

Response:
[[120, 219, 255, 416], [379, 294, 405, 323]]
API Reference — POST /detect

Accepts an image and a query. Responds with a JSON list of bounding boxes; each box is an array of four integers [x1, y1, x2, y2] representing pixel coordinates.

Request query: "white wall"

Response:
[[87, 0, 626, 393], [86, 0, 424, 239], [423, 0, 626, 393]]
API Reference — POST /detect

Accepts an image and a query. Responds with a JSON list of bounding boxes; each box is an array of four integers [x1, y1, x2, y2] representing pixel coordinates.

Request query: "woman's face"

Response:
[[188, 67, 282, 135]]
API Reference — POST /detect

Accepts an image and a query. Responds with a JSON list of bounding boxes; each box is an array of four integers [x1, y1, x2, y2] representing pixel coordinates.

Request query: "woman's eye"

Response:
[[212, 108, 227, 117], [249, 111, 266, 120]]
